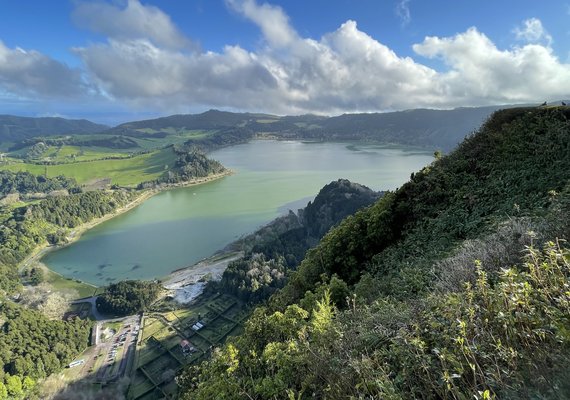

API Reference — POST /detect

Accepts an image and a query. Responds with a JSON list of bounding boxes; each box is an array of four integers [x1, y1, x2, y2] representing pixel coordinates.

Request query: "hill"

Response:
[[101, 106, 504, 152], [179, 106, 570, 399], [0, 115, 107, 143], [215, 179, 381, 303]]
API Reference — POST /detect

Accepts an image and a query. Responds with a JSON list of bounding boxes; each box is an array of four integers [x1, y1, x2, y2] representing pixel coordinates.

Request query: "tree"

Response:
[[5, 375, 23, 399], [0, 381, 7, 400], [29, 267, 44, 285]]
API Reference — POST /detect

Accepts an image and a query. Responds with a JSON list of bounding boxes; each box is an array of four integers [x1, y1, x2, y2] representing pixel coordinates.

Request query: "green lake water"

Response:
[[42, 140, 433, 286]]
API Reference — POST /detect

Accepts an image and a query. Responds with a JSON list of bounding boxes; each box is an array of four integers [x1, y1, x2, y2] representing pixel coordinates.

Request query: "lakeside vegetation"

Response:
[[214, 179, 381, 304], [96, 280, 162, 316], [0, 144, 228, 398], [178, 107, 570, 399]]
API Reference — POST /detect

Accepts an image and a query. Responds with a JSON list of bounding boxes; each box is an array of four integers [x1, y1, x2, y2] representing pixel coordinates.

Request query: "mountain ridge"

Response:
[[0, 115, 108, 143]]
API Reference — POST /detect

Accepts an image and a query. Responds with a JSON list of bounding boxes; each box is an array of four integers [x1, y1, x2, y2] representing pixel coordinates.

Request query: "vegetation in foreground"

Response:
[[179, 107, 570, 399]]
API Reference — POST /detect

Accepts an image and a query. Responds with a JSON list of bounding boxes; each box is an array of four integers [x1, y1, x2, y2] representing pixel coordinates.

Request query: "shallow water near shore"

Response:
[[43, 140, 433, 285]]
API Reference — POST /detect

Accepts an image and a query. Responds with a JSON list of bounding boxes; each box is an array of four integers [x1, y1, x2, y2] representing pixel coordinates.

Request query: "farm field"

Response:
[[0, 147, 177, 187], [128, 293, 249, 400]]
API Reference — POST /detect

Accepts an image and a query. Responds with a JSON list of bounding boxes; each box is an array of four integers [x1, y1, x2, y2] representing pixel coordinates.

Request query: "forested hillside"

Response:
[[0, 115, 107, 143], [179, 107, 570, 399], [0, 186, 137, 398], [0, 302, 91, 399], [0, 190, 135, 290], [137, 145, 226, 188], [0, 171, 79, 201], [214, 179, 380, 303]]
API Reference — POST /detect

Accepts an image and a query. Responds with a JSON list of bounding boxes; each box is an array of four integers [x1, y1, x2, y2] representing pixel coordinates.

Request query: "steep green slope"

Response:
[[276, 107, 570, 304], [213, 179, 381, 303], [179, 107, 570, 399]]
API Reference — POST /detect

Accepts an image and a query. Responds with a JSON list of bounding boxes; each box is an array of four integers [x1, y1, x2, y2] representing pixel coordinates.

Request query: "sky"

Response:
[[0, 0, 569, 125]]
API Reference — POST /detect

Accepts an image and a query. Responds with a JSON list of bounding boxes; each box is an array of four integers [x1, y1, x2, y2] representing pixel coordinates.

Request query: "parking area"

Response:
[[95, 315, 141, 383]]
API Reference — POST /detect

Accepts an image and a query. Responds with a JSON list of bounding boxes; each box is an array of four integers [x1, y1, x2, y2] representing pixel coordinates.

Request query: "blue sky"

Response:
[[0, 0, 569, 125]]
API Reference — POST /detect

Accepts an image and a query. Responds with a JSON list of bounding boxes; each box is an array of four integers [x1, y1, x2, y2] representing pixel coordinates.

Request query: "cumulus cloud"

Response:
[[5, 0, 570, 116], [0, 40, 88, 98], [396, 0, 411, 26], [75, 39, 282, 110], [414, 27, 570, 103], [72, 0, 191, 49], [513, 18, 552, 46]]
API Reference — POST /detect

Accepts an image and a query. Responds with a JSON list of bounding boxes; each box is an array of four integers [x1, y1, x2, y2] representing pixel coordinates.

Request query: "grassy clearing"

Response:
[[8, 144, 130, 162], [45, 268, 100, 299], [1, 147, 177, 186], [141, 318, 168, 341], [129, 129, 213, 150], [103, 321, 124, 334]]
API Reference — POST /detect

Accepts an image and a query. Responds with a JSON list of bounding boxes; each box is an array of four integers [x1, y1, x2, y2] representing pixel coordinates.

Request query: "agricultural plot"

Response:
[[129, 371, 155, 399], [127, 294, 247, 400]]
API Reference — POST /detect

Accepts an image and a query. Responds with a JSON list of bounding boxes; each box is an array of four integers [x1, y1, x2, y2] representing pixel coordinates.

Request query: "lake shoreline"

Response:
[[18, 169, 234, 293]]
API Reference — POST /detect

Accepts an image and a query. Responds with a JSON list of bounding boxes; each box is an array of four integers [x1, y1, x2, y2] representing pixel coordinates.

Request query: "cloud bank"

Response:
[[1, 0, 569, 117]]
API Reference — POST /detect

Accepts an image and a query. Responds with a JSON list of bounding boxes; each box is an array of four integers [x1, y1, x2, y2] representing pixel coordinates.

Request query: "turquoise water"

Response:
[[43, 140, 433, 285]]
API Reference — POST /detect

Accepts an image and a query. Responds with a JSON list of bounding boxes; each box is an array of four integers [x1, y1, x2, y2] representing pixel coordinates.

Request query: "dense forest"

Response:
[[96, 280, 162, 316], [179, 107, 570, 399], [0, 190, 134, 291], [138, 145, 226, 188], [0, 171, 79, 201], [214, 179, 380, 303], [0, 302, 91, 399]]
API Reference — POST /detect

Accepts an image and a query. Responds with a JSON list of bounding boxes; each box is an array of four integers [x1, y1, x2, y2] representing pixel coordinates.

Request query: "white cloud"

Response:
[[225, 0, 298, 48], [396, 0, 411, 26], [0, 40, 89, 98], [72, 0, 191, 50], [513, 18, 552, 46], [414, 27, 570, 103], [4, 1, 570, 116]]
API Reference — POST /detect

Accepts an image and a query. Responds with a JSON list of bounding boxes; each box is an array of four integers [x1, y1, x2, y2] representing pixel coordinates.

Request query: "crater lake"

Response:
[[42, 140, 434, 285]]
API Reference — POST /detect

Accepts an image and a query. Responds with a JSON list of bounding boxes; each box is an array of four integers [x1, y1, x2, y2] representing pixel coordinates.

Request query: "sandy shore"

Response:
[[162, 251, 243, 289], [17, 170, 233, 279], [162, 251, 244, 303]]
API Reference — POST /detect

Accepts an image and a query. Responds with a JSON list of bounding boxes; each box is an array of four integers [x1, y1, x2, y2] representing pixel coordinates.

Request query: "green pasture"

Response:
[[45, 269, 100, 299], [0, 147, 177, 186]]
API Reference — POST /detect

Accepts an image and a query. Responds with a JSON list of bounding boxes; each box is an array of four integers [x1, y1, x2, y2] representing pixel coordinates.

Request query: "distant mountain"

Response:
[[0, 104, 534, 151], [105, 106, 510, 151], [315, 106, 502, 150], [0, 115, 107, 142], [107, 109, 278, 134]]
